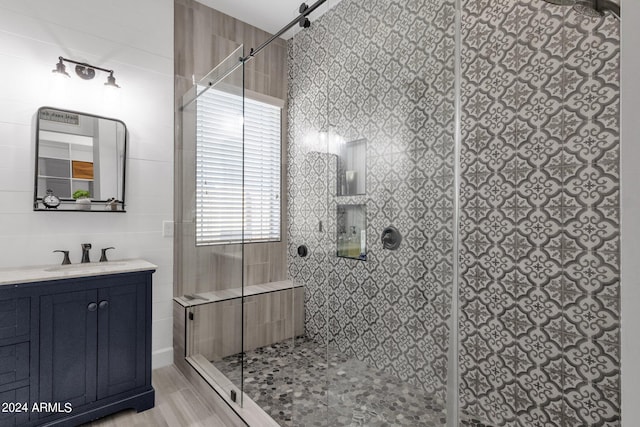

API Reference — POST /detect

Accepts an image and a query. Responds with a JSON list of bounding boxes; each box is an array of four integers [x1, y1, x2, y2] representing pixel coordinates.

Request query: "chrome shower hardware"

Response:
[[543, 0, 621, 20], [381, 226, 402, 251]]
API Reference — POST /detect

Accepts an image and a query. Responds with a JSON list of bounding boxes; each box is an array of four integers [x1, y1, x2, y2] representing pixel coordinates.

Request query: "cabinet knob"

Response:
[[99, 300, 109, 310], [88, 303, 98, 312]]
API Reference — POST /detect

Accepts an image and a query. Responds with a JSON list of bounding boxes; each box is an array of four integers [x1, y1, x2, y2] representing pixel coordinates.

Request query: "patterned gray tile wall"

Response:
[[459, 1, 620, 426], [287, 0, 457, 404]]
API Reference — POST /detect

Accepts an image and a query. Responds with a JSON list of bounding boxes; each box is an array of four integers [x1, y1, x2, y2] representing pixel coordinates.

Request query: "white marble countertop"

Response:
[[0, 259, 157, 286]]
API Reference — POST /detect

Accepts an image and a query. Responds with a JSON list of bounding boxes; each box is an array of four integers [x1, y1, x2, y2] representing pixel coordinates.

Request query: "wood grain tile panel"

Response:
[[175, 280, 299, 307], [174, 0, 289, 299], [173, 302, 186, 361], [185, 286, 303, 361]]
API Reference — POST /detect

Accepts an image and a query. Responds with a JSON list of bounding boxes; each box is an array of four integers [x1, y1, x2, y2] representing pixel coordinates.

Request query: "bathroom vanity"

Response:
[[0, 259, 156, 426]]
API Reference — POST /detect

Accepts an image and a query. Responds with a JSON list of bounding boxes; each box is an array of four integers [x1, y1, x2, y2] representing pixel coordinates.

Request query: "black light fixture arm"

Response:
[[242, 0, 327, 63], [58, 56, 114, 75]]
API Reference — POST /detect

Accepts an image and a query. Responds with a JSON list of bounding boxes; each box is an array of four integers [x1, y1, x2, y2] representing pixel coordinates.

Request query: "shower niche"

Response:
[[337, 138, 366, 196], [337, 204, 366, 260], [336, 138, 367, 260]]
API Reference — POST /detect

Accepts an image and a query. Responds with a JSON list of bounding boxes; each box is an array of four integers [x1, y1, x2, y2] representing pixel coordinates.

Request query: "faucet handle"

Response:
[[100, 247, 115, 262], [53, 250, 71, 265], [81, 243, 92, 263]]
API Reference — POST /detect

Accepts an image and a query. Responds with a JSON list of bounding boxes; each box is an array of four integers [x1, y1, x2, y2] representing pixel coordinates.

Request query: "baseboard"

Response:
[[152, 347, 174, 369], [40, 388, 155, 426]]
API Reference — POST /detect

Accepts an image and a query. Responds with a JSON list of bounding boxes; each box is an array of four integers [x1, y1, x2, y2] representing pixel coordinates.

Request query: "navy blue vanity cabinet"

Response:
[[0, 291, 31, 427], [0, 269, 155, 427]]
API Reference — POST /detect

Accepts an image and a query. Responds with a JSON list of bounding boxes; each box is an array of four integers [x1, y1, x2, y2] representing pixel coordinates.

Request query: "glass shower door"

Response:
[[286, 5, 335, 422], [180, 45, 246, 407], [288, 0, 458, 425], [328, 0, 458, 425]]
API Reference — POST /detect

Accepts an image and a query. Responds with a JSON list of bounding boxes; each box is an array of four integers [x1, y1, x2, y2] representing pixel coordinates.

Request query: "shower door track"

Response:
[[242, 0, 328, 62], [182, 0, 328, 111]]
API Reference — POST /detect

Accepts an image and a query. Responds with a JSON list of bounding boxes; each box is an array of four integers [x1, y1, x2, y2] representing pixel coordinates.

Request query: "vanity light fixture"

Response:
[[104, 71, 120, 88], [51, 56, 121, 88], [52, 57, 70, 78]]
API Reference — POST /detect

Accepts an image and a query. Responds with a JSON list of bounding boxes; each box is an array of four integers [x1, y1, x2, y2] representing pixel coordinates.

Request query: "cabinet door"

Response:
[[0, 297, 29, 340], [96, 282, 146, 399], [39, 290, 98, 413]]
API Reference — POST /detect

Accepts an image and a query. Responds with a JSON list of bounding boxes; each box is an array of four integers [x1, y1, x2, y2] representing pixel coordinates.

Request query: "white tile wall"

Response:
[[0, 0, 174, 368]]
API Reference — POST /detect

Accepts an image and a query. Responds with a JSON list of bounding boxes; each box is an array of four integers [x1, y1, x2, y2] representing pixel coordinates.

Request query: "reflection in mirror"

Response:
[[34, 107, 127, 212]]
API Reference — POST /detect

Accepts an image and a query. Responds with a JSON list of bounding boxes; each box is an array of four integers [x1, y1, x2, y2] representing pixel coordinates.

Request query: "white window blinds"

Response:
[[196, 88, 281, 245]]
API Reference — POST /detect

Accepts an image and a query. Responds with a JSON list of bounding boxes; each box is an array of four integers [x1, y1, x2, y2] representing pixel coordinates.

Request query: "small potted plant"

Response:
[[73, 189, 91, 210]]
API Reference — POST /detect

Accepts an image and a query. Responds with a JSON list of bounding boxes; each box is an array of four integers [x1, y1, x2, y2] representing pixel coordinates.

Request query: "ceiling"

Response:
[[194, 0, 341, 40]]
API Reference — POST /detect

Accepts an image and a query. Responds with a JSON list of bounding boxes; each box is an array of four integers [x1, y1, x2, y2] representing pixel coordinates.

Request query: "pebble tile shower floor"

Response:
[[215, 337, 447, 426]]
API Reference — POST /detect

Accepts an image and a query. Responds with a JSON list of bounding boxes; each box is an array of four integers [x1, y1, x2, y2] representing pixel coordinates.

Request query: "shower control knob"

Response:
[[381, 226, 402, 251], [297, 245, 309, 258]]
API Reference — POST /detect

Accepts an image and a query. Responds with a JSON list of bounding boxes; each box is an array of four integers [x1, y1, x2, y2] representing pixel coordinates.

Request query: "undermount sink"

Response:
[[44, 262, 126, 272]]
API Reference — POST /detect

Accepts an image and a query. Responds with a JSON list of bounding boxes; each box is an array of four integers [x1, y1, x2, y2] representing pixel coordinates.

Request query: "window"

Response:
[[196, 88, 281, 245]]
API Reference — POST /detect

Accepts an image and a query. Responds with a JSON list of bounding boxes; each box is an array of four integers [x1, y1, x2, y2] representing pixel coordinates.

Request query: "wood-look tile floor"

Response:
[[84, 365, 232, 427]]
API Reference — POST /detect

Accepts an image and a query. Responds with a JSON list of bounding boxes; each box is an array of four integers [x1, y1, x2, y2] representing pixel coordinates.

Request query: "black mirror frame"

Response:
[[33, 106, 127, 213]]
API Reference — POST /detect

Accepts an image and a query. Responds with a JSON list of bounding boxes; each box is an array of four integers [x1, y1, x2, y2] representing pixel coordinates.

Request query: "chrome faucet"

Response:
[[81, 243, 92, 263]]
